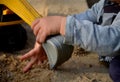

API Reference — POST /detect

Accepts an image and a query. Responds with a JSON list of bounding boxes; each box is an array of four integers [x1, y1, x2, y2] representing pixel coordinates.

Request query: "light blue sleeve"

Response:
[[73, 0, 104, 23], [64, 0, 120, 56]]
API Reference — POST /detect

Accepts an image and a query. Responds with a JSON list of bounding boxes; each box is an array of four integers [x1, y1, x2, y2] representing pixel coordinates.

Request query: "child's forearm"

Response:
[[60, 17, 66, 36]]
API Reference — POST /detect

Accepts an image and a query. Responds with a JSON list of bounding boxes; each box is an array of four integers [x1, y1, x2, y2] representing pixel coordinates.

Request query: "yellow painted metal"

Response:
[[0, 0, 42, 26], [0, 20, 23, 26], [3, 9, 14, 15]]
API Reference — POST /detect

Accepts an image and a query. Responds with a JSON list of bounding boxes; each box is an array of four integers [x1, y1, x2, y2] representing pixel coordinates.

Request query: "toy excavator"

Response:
[[0, 0, 73, 69], [0, 0, 42, 26]]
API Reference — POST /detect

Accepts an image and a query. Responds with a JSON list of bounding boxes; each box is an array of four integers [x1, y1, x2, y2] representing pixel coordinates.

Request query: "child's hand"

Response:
[[32, 16, 66, 43], [19, 42, 47, 73], [19, 16, 66, 72]]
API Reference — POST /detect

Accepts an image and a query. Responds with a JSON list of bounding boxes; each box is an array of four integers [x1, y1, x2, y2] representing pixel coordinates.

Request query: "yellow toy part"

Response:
[[0, 20, 24, 26], [0, 0, 42, 26]]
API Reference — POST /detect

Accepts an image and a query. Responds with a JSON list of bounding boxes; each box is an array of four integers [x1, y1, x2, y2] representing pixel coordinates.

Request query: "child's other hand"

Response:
[[32, 16, 66, 43], [19, 42, 47, 73]]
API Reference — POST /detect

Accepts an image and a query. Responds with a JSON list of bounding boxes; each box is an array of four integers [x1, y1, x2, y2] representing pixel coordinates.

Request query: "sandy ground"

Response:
[[0, 0, 113, 82]]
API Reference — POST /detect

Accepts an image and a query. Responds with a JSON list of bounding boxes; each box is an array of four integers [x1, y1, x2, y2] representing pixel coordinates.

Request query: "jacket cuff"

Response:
[[64, 15, 75, 45]]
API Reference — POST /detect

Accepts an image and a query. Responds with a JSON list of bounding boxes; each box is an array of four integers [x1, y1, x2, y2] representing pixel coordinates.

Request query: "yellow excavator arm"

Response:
[[0, 0, 42, 26]]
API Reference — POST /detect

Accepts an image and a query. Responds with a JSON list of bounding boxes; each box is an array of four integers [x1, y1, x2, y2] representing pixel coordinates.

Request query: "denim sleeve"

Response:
[[73, 0, 104, 23], [64, 14, 120, 56]]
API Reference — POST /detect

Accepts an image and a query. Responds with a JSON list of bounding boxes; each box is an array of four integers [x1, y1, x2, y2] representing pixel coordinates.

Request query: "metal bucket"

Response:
[[42, 35, 74, 69]]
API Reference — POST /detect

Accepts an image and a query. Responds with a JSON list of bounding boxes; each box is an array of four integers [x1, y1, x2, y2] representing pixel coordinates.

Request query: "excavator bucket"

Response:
[[42, 35, 73, 69]]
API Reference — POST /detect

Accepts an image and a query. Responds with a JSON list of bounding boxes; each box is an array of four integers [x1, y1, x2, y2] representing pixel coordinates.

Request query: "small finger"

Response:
[[37, 50, 47, 65], [36, 32, 47, 43], [31, 18, 40, 29], [37, 60, 42, 65], [19, 49, 36, 61], [23, 57, 37, 73], [33, 23, 42, 36], [40, 48, 47, 60], [36, 29, 43, 43]]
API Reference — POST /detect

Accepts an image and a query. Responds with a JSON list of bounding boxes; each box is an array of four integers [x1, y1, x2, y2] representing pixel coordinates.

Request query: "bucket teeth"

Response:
[[0, 0, 42, 26]]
